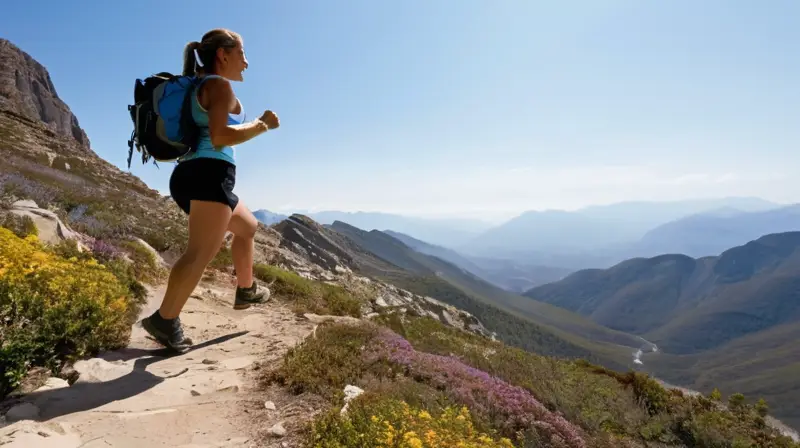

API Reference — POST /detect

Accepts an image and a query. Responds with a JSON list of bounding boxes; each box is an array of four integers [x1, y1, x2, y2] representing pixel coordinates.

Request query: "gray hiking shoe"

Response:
[[234, 279, 271, 310], [141, 311, 193, 353]]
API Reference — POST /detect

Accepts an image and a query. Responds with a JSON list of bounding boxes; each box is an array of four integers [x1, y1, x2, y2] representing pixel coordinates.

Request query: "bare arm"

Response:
[[204, 78, 269, 149]]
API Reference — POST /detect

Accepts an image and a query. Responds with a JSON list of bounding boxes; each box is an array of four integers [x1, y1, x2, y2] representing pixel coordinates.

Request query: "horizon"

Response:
[[2, 0, 798, 222]]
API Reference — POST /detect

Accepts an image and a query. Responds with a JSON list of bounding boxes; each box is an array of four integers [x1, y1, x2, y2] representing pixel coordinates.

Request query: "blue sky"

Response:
[[2, 0, 798, 221]]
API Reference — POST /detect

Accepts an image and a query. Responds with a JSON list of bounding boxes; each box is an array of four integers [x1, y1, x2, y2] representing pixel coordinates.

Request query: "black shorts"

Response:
[[169, 157, 239, 215]]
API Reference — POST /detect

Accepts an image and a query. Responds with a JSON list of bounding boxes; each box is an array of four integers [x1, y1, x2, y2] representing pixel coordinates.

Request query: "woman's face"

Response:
[[218, 40, 249, 82]]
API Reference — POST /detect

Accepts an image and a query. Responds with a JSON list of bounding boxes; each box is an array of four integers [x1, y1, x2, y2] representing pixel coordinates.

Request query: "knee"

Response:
[[235, 220, 258, 240]]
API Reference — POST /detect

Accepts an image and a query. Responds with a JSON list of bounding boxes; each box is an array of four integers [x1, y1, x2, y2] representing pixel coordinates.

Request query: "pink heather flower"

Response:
[[364, 328, 586, 448]]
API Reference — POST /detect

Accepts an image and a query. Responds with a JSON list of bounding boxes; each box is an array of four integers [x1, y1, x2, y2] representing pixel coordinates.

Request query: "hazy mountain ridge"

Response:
[[385, 229, 572, 292]]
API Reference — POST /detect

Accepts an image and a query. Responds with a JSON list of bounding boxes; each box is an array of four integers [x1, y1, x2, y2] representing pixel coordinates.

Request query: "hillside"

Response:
[[305, 210, 492, 248], [3, 36, 799, 447], [385, 229, 572, 292], [324, 221, 648, 367], [525, 231, 800, 428]]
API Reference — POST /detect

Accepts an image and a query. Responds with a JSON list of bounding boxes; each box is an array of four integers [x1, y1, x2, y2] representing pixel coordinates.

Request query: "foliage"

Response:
[[0, 212, 38, 238], [307, 395, 515, 448], [270, 316, 800, 448], [0, 227, 142, 396], [254, 263, 362, 317], [268, 322, 377, 401]]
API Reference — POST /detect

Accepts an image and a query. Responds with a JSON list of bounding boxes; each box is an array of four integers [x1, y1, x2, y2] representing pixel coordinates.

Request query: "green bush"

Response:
[[0, 213, 38, 238], [0, 228, 142, 396], [254, 263, 362, 317]]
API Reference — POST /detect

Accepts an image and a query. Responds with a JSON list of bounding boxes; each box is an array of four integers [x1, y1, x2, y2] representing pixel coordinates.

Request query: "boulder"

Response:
[[9, 199, 81, 246]]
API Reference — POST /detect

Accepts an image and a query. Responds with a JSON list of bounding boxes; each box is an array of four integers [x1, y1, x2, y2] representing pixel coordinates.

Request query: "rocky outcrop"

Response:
[[0, 39, 90, 150], [7, 199, 82, 246]]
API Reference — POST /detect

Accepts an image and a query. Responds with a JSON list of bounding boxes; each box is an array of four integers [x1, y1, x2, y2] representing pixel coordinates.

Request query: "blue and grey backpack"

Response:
[[126, 73, 200, 168]]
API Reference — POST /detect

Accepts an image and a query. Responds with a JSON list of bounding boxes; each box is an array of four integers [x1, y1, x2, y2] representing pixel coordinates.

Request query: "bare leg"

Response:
[[159, 200, 232, 319], [228, 201, 258, 288], [227, 200, 270, 309]]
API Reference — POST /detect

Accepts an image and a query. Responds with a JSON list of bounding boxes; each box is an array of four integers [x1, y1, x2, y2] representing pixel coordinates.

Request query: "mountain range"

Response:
[[524, 231, 800, 427]]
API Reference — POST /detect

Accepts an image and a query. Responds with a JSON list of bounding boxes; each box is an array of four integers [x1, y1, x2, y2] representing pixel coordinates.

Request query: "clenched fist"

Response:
[[259, 110, 280, 130]]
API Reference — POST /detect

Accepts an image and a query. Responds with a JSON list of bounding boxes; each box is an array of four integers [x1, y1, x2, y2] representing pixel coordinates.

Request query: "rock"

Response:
[[5, 402, 40, 422], [130, 237, 167, 267], [268, 422, 287, 437], [0, 39, 90, 148], [34, 377, 69, 393], [221, 356, 255, 371], [264, 401, 277, 411], [9, 199, 81, 246], [303, 313, 362, 326], [190, 390, 201, 397], [341, 384, 365, 415], [201, 359, 218, 365], [0, 421, 82, 448]]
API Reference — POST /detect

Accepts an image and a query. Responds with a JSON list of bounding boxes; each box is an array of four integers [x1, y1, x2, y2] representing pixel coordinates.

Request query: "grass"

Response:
[[254, 263, 363, 318]]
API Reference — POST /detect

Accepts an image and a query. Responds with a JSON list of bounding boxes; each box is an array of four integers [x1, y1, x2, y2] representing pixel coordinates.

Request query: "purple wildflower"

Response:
[[365, 328, 586, 448], [0, 172, 57, 206], [90, 239, 122, 262]]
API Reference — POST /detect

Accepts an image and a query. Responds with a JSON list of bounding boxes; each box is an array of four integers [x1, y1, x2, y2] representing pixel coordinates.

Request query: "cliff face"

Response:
[[0, 38, 91, 150]]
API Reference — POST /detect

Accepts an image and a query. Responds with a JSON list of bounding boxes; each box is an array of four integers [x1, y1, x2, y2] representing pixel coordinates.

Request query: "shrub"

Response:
[[267, 322, 376, 401], [365, 327, 587, 447], [0, 228, 140, 396], [307, 395, 515, 448], [0, 212, 38, 238], [254, 264, 362, 317], [119, 239, 166, 284]]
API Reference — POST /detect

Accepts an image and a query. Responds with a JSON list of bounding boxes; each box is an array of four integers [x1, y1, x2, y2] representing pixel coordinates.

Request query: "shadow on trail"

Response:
[[20, 330, 249, 422]]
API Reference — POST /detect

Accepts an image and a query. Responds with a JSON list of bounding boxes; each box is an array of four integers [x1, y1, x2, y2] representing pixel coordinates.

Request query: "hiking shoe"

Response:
[[141, 311, 193, 353], [234, 279, 271, 310]]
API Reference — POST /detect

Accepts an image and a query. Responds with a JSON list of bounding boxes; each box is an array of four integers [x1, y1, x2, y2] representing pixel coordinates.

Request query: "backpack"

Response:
[[126, 72, 201, 169]]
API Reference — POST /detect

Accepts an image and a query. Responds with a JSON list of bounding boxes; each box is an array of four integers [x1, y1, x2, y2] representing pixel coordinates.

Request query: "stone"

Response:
[[34, 377, 69, 393], [9, 199, 81, 246], [268, 422, 286, 437], [340, 384, 365, 415], [264, 401, 277, 411]]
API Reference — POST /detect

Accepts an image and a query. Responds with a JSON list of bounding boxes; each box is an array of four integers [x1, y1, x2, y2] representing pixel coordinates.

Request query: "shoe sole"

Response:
[[233, 294, 271, 310], [141, 317, 192, 354]]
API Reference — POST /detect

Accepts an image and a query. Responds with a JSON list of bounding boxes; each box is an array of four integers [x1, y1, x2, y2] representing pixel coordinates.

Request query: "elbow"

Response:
[[208, 128, 229, 148]]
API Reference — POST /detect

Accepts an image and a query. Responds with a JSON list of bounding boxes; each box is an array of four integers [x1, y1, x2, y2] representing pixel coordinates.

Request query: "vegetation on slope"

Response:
[[0, 227, 149, 396], [524, 232, 800, 429], [328, 221, 636, 370], [266, 314, 800, 447], [0, 110, 189, 255], [253, 263, 363, 318]]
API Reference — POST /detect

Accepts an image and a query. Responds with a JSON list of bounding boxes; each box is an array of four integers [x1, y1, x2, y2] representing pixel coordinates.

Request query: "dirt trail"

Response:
[[0, 279, 319, 448]]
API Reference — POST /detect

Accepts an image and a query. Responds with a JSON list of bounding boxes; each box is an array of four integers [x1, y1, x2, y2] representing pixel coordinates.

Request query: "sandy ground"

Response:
[[0, 279, 321, 448]]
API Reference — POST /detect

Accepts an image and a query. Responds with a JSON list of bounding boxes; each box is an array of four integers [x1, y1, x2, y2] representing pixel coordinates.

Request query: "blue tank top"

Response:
[[178, 75, 245, 165]]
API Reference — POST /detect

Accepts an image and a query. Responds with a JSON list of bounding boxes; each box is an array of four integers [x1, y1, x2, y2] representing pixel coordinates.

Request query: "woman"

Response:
[[141, 28, 280, 353]]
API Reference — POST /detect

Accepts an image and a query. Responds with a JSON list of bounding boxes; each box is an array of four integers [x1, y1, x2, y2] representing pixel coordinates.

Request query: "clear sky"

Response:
[[2, 0, 798, 221]]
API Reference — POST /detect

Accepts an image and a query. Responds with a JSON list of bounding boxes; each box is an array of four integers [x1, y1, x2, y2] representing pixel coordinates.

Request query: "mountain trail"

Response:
[[0, 277, 322, 447]]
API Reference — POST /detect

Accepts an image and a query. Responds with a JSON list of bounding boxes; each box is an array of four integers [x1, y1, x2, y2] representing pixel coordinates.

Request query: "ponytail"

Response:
[[182, 30, 241, 77], [182, 41, 201, 76]]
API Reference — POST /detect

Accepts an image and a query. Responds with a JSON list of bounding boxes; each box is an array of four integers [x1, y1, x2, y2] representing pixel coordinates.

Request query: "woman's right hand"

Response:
[[260, 110, 280, 130]]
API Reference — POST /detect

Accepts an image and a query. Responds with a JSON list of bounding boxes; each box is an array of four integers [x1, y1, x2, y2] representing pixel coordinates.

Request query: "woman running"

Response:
[[142, 28, 279, 352]]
